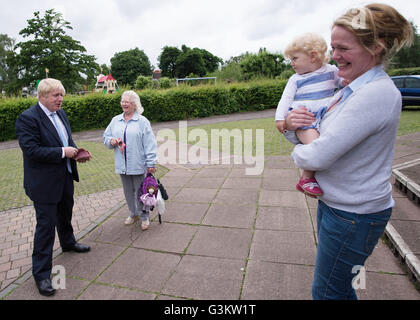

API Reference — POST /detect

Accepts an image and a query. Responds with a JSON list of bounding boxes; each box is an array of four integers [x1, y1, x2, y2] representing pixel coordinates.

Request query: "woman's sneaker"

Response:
[[124, 216, 139, 225], [296, 178, 323, 197], [141, 219, 150, 231]]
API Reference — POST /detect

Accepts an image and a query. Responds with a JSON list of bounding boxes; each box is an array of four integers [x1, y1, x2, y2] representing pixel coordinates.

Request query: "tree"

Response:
[[110, 48, 152, 87], [175, 48, 207, 78], [200, 48, 223, 74], [0, 34, 18, 94], [99, 64, 110, 75], [158, 46, 182, 78], [240, 48, 285, 80], [13, 9, 99, 93], [134, 75, 152, 90], [391, 22, 420, 68], [157, 45, 222, 78]]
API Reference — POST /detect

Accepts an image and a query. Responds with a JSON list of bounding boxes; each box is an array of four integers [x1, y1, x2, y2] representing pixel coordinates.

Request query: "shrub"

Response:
[[134, 75, 153, 90], [0, 80, 287, 141], [158, 77, 174, 89], [387, 67, 420, 76]]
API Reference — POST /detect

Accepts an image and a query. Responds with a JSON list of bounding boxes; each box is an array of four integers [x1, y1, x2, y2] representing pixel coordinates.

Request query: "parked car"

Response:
[[391, 75, 420, 107]]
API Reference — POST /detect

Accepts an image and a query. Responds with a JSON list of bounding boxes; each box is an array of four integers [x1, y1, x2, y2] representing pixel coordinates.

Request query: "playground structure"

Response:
[[95, 74, 119, 93]]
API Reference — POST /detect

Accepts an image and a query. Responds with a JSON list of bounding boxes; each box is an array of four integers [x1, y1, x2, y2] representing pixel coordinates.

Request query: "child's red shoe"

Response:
[[296, 178, 323, 197]]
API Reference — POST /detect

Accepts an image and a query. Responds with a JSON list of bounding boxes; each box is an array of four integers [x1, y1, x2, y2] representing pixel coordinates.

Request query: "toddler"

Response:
[[275, 33, 344, 197]]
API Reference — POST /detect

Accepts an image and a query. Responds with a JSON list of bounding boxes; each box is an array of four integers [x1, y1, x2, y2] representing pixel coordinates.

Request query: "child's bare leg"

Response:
[[296, 128, 319, 144], [296, 128, 319, 179], [301, 169, 315, 180], [295, 128, 322, 196]]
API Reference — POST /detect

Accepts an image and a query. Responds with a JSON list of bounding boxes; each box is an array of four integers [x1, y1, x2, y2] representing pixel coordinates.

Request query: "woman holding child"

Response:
[[282, 3, 413, 299]]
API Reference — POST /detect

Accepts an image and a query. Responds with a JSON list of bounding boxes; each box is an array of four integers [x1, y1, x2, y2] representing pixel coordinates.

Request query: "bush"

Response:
[[158, 77, 174, 89], [387, 67, 420, 76], [0, 80, 287, 141], [134, 75, 153, 90], [277, 69, 295, 80]]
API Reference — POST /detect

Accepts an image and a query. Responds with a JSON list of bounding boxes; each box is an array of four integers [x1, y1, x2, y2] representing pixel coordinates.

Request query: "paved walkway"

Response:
[[1, 109, 419, 300]]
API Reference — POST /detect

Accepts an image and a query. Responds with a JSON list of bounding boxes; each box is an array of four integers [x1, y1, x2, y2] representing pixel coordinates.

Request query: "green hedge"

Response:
[[0, 80, 287, 142], [387, 67, 420, 76]]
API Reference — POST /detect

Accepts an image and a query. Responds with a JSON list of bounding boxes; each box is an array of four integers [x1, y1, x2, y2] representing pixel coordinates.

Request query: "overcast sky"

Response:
[[2, 0, 420, 69]]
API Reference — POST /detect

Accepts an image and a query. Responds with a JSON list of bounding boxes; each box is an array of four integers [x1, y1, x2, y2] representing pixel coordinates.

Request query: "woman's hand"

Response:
[[110, 138, 118, 147], [147, 167, 156, 174], [285, 107, 315, 131]]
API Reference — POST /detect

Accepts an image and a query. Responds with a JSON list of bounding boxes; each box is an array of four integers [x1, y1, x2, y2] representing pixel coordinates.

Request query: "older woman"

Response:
[[104, 90, 157, 230], [284, 3, 413, 299]]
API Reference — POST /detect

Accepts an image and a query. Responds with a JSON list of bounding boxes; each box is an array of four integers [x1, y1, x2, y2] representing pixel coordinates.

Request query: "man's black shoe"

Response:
[[35, 278, 56, 296], [62, 242, 90, 253]]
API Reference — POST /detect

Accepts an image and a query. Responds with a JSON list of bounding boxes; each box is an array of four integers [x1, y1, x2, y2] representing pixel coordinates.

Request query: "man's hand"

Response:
[[64, 147, 78, 159]]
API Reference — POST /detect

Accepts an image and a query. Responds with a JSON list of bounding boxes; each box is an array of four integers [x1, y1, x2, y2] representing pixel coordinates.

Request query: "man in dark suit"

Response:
[[15, 78, 90, 297]]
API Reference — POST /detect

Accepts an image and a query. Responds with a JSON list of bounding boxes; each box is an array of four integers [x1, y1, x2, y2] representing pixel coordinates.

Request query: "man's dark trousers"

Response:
[[32, 170, 76, 281]]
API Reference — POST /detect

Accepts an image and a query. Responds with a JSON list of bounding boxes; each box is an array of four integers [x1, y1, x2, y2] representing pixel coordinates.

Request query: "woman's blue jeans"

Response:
[[312, 200, 392, 300]]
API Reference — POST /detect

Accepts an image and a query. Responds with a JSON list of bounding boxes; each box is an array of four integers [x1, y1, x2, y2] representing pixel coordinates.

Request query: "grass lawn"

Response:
[[399, 107, 420, 135]]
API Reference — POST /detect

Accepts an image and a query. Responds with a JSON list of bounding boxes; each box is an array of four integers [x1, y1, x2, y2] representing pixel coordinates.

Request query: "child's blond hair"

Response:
[[284, 33, 329, 63]]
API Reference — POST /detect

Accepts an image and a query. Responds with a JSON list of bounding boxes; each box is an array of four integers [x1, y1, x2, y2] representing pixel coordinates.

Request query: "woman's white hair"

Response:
[[121, 90, 144, 115]]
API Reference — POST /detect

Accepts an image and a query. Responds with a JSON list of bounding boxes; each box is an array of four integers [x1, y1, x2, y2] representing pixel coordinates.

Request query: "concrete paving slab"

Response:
[[255, 207, 313, 232], [78, 283, 156, 300], [364, 239, 408, 274], [163, 202, 210, 224], [241, 261, 313, 300], [391, 196, 420, 221], [263, 168, 300, 179], [85, 216, 141, 246], [264, 156, 296, 169], [163, 168, 197, 178], [229, 167, 263, 178], [202, 204, 257, 229], [390, 220, 420, 254], [162, 255, 245, 300], [213, 188, 259, 206], [172, 187, 218, 203], [357, 272, 420, 300], [112, 205, 132, 217], [393, 154, 420, 166], [259, 190, 307, 208], [6, 276, 90, 300], [250, 230, 316, 265], [222, 176, 262, 190], [195, 167, 230, 178], [162, 186, 181, 200], [187, 226, 253, 260], [185, 177, 225, 189], [131, 222, 197, 254], [96, 248, 181, 293], [159, 176, 193, 187], [262, 175, 299, 191], [53, 242, 124, 280]]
